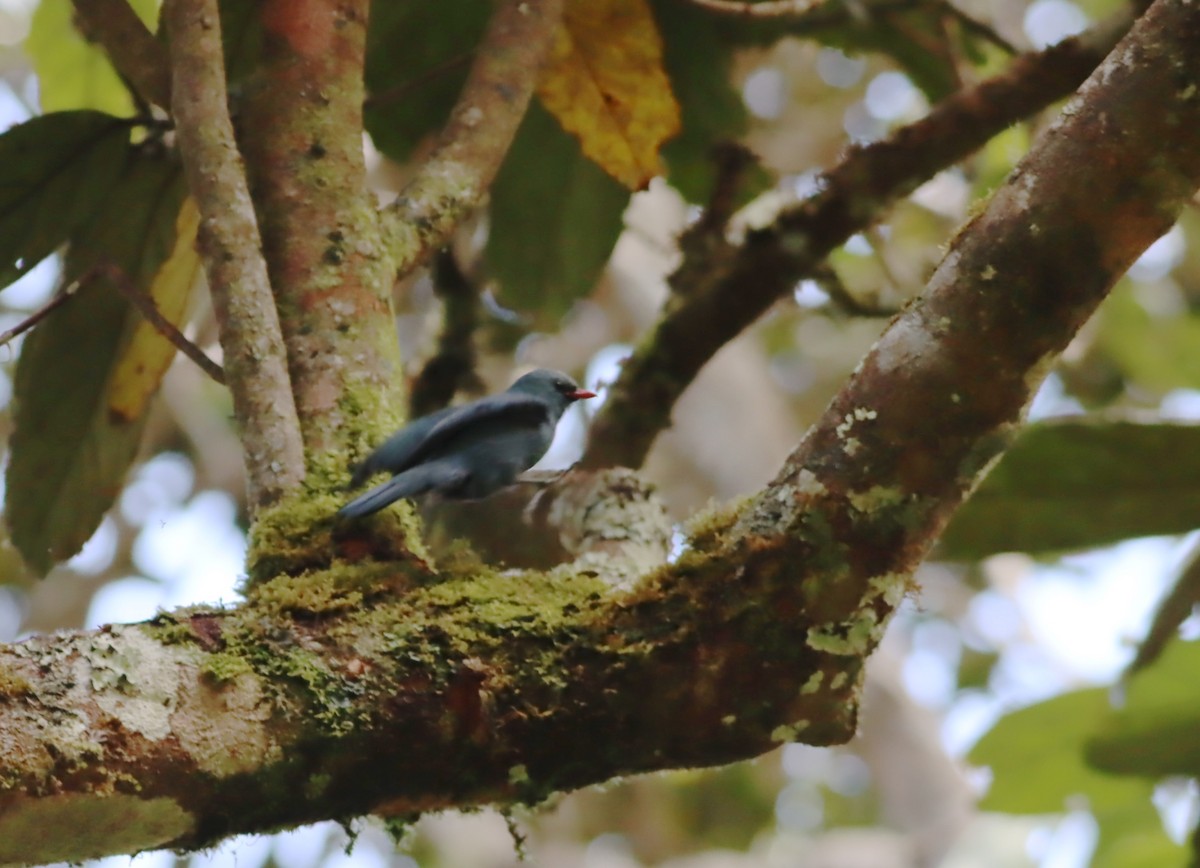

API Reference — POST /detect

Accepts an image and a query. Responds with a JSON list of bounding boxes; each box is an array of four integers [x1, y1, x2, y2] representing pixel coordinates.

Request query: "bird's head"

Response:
[[511, 369, 597, 407]]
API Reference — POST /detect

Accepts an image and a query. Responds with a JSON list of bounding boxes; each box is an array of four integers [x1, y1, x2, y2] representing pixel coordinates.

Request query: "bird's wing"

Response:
[[409, 392, 550, 466], [348, 405, 458, 487], [339, 461, 469, 519]]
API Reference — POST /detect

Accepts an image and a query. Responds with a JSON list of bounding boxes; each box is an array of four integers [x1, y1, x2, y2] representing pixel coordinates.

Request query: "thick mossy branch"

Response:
[[0, 525, 868, 863]]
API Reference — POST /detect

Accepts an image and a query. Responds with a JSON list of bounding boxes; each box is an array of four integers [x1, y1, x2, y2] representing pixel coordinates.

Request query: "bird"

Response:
[[337, 368, 596, 520]]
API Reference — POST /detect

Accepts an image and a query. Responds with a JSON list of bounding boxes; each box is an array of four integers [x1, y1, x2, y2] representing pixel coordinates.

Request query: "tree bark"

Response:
[[2, 0, 1199, 864]]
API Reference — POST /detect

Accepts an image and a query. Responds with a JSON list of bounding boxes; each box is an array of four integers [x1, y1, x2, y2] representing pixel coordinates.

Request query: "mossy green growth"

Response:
[[247, 485, 432, 585], [682, 496, 748, 553], [247, 491, 342, 582], [143, 610, 207, 647], [248, 561, 421, 616], [217, 619, 369, 735], [0, 661, 32, 697], [201, 652, 255, 683]]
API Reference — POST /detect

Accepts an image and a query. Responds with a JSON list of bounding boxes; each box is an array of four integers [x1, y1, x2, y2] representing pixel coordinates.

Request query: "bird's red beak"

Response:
[[570, 389, 597, 401]]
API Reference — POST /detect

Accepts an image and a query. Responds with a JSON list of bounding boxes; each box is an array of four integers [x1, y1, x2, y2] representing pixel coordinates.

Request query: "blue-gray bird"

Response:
[[337, 369, 596, 520]]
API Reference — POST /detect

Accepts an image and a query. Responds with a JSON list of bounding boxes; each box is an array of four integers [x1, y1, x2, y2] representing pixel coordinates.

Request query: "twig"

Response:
[[163, 0, 306, 509], [942, 3, 1018, 56], [682, 0, 827, 16], [0, 275, 88, 350], [71, 0, 172, 111], [811, 263, 896, 317], [1123, 536, 1200, 678], [581, 8, 1134, 470], [689, 143, 758, 240], [671, 143, 760, 299], [0, 264, 226, 385], [100, 263, 226, 385], [365, 52, 476, 110], [408, 250, 484, 418], [379, 0, 565, 280]]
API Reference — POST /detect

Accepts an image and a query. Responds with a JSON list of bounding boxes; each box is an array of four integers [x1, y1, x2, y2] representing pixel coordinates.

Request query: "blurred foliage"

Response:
[[941, 419, 1200, 558], [7, 153, 188, 575], [536, 0, 681, 190], [0, 111, 130, 290], [1088, 640, 1200, 778], [25, 0, 158, 115], [485, 101, 630, 330]]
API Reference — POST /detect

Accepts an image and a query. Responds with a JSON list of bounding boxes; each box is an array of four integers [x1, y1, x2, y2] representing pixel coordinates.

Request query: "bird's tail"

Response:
[[336, 462, 465, 520]]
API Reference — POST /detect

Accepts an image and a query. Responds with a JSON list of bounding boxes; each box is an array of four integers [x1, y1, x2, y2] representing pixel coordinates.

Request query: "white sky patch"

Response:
[[743, 66, 787, 120], [1160, 389, 1200, 420], [816, 48, 866, 90], [864, 72, 925, 122], [69, 517, 119, 575], [1023, 0, 1089, 49], [911, 170, 970, 219], [2, 252, 58, 311], [1019, 536, 1179, 682], [1128, 224, 1185, 283], [844, 233, 871, 256], [793, 279, 830, 308], [1026, 372, 1084, 421], [133, 491, 246, 605]]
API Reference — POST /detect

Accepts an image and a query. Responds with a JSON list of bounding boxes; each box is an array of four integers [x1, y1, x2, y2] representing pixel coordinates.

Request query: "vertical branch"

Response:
[[378, 0, 565, 277], [163, 0, 306, 510], [237, 0, 403, 478]]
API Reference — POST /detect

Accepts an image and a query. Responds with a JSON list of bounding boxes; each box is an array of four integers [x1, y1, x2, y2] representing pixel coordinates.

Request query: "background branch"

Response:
[[378, 0, 565, 280], [163, 0, 305, 509], [408, 250, 484, 418], [70, 0, 172, 111], [581, 8, 1134, 470]]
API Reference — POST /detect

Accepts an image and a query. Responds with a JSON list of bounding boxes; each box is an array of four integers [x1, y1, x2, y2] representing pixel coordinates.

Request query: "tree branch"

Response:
[[71, 0, 172, 111], [682, 0, 829, 17], [2, 0, 1198, 860], [235, 0, 409, 487], [581, 7, 1134, 470], [408, 250, 484, 419], [102, 262, 226, 386], [377, 0, 565, 281], [163, 0, 306, 510]]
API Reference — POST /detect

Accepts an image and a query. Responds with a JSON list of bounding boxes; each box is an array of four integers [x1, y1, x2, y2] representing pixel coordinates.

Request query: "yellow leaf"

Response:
[[108, 197, 201, 422], [537, 0, 681, 190]]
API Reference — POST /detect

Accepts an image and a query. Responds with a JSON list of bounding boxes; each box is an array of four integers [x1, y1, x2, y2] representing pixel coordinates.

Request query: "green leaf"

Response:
[[650, 0, 765, 204], [939, 420, 1200, 559], [364, 0, 491, 163], [1091, 797, 1186, 868], [1094, 279, 1200, 394], [1086, 640, 1200, 778], [220, 0, 264, 87], [0, 111, 132, 290], [7, 151, 187, 576], [26, 0, 159, 114], [969, 688, 1150, 814], [972, 687, 1184, 865], [486, 100, 629, 330]]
